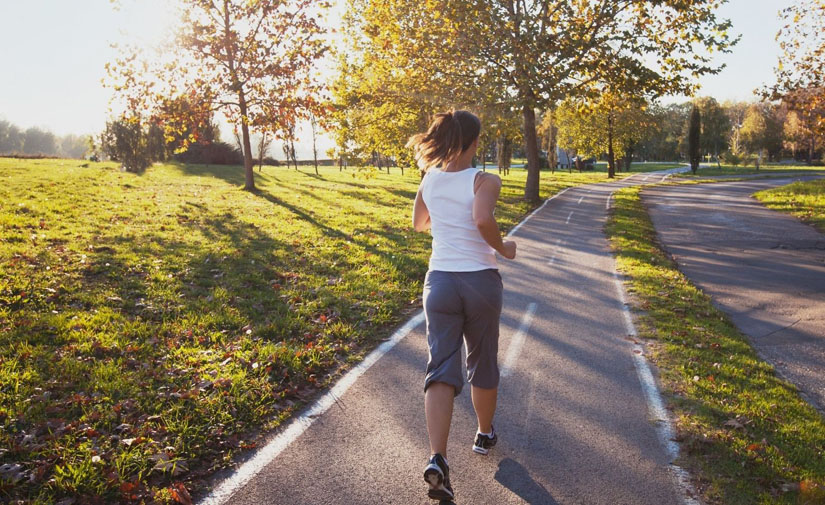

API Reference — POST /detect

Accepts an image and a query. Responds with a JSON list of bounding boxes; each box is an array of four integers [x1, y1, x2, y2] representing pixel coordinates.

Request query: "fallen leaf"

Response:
[[170, 482, 193, 505], [724, 418, 745, 429]]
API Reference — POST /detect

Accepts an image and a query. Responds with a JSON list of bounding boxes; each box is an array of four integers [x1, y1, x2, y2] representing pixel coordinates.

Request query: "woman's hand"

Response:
[[499, 240, 517, 260]]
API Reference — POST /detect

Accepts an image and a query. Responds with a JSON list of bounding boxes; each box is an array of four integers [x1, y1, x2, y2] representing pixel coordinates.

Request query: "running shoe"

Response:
[[423, 453, 454, 501], [472, 426, 497, 455]]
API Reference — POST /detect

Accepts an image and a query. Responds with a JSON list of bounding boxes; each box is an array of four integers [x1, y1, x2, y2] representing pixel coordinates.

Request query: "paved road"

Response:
[[643, 176, 825, 412], [202, 170, 690, 505]]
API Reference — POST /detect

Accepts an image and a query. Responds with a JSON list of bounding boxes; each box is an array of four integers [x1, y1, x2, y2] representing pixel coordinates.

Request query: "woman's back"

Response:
[[420, 167, 497, 272]]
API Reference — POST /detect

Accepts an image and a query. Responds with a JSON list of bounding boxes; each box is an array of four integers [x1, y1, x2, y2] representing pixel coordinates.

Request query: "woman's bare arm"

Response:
[[413, 189, 431, 232], [473, 173, 516, 259]]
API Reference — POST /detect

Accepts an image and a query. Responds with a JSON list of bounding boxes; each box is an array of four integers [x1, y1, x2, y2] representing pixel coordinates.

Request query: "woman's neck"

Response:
[[443, 154, 474, 172]]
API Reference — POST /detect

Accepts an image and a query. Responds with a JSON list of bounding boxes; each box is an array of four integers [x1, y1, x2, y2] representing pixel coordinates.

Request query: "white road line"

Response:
[[199, 312, 425, 505], [201, 182, 569, 505], [565, 211, 574, 224], [507, 188, 571, 237], [606, 193, 614, 210], [500, 303, 538, 377], [548, 238, 564, 265], [577, 195, 584, 204], [611, 271, 700, 505]]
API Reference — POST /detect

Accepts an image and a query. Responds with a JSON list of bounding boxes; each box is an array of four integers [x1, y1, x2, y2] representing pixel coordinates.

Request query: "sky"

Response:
[[0, 0, 789, 159]]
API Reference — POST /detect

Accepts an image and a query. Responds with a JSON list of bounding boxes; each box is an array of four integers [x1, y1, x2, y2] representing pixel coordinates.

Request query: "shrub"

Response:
[[721, 150, 741, 167], [173, 142, 243, 165], [100, 118, 153, 173]]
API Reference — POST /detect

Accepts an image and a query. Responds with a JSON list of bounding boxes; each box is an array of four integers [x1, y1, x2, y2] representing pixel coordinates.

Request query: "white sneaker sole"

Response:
[[424, 465, 453, 500]]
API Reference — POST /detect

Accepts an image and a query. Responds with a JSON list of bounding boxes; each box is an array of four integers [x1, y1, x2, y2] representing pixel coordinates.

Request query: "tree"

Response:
[[106, 0, 329, 190], [763, 0, 825, 164], [257, 132, 273, 172], [538, 109, 558, 173], [783, 89, 825, 164], [0, 121, 24, 154], [784, 109, 819, 161], [688, 105, 701, 174], [59, 134, 91, 159], [555, 94, 655, 175], [695, 97, 730, 167], [22, 127, 57, 155], [636, 103, 691, 161], [100, 117, 153, 173], [345, 0, 736, 201], [309, 111, 319, 175], [740, 103, 785, 166]]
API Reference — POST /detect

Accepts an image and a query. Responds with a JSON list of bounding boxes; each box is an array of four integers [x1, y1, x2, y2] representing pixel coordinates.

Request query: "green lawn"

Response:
[[508, 158, 684, 173], [0, 158, 625, 503], [754, 179, 825, 233], [677, 163, 825, 177], [606, 185, 825, 505]]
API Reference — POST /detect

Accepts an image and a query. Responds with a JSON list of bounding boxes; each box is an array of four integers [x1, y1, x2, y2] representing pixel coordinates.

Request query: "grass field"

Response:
[[677, 163, 825, 177], [509, 158, 684, 173], [754, 179, 825, 233], [0, 158, 628, 503], [606, 185, 825, 504]]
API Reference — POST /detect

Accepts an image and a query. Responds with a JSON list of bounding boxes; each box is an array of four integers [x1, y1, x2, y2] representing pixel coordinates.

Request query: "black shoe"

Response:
[[472, 426, 497, 455], [424, 453, 454, 501]]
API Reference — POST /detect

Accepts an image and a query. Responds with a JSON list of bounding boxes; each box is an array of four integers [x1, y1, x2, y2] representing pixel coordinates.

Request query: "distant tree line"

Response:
[[0, 120, 90, 158], [555, 96, 823, 169], [95, 112, 283, 173]]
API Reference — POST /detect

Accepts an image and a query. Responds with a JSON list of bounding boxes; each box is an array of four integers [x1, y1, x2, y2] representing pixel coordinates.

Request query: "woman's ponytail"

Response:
[[406, 109, 481, 172]]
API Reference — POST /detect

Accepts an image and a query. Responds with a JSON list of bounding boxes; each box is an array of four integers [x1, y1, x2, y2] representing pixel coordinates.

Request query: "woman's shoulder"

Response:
[[474, 170, 501, 185], [473, 170, 501, 194]]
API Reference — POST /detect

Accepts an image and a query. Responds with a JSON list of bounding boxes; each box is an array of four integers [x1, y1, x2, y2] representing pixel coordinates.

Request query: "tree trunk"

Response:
[[522, 104, 541, 203], [238, 92, 255, 191], [809, 134, 815, 165], [607, 112, 615, 179], [624, 146, 633, 172], [547, 111, 557, 174], [258, 132, 266, 172], [496, 137, 503, 175], [311, 115, 319, 175]]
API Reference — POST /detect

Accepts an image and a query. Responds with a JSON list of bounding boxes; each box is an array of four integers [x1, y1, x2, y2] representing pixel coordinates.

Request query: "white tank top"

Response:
[[420, 167, 498, 272]]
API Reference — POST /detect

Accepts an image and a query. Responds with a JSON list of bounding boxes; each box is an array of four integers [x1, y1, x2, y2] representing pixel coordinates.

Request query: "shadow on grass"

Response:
[[170, 162, 280, 187]]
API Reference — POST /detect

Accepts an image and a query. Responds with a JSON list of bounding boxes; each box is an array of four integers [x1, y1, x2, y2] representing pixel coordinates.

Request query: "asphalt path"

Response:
[[202, 169, 692, 505], [643, 175, 825, 412]]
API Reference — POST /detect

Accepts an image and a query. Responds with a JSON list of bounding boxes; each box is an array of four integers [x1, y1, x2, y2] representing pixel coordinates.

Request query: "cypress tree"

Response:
[[688, 105, 702, 174]]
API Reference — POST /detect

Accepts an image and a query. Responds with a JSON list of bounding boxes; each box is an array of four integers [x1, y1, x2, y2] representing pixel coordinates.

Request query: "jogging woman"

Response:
[[408, 109, 517, 501]]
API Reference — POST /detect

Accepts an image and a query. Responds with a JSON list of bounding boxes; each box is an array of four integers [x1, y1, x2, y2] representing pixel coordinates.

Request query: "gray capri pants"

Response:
[[423, 269, 503, 396]]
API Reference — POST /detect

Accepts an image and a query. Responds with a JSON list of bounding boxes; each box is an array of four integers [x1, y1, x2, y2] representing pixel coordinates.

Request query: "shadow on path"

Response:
[[495, 458, 560, 505]]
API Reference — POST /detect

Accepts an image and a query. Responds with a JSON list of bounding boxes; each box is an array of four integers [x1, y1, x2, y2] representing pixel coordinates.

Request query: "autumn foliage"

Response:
[[337, 0, 736, 200], [105, 0, 330, 190], [764, 0, 825, 164]]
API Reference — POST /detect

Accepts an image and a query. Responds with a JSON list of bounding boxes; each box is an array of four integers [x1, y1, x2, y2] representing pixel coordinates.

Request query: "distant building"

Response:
[[557, 147, 573, 170]]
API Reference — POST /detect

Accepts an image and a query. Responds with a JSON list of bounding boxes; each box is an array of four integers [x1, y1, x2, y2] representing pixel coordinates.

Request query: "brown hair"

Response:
[[406, 109, 481, 171]]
